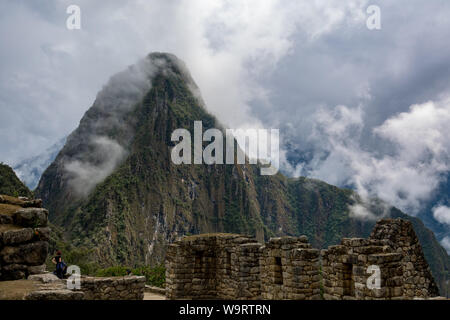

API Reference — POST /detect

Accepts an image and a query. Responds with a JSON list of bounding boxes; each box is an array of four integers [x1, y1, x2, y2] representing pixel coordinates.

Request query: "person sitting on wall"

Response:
[[52, 250, 68, 279]]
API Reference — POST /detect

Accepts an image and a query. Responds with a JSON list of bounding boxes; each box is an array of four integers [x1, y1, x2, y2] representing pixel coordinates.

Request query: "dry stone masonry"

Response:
[[166, 234, 261, 299], [76, 275, 146, 300], [24, 274, 145, 300], [166, 219, 440, 300], [260, 236, 320, 300], [370, 219, 439, 298], [321, 238, 404, 300], [0, 195, 49, 280]]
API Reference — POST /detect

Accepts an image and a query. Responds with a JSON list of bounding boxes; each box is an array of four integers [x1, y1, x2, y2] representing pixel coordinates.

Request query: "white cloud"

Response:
[[64, 136, 126, 197], [440, 236, 450, 254], [349, 203, 378, 221], [433, 205, 450, 225], [375, 101, 450, 165], [309, 98, 450, 217]]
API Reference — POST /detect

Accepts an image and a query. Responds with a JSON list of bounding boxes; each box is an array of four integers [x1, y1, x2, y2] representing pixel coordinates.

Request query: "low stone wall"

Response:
[[0, 195, 49, 280], [78, 276, 146, 300], [24, 274, 145, 300]]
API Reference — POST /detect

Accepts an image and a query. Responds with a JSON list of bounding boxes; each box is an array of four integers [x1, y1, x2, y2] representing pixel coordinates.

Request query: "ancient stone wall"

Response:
[[260, 236, 320, 300], [166, 233, 320, 300], [215, 236, 262, 299], [24, 274, 145, 300], [165, 234, 262, 299], [321, 238, 404, 300], [78, 276, 146, 300], [0, 195, 49, 280], [370, 219, 440, 298], [165, 219, 439, 300]]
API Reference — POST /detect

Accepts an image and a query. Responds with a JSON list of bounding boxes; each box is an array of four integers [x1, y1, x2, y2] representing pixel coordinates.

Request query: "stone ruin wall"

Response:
[[321, 238, 404, 300], [260, 236, 320, 300], [165, 234, 262, 299], [0, 195, 49, 281], [370, 219, 439, 298], [25, 274, 146, 300], [69, 276, 146, 300], [166, 219, 440, 300]]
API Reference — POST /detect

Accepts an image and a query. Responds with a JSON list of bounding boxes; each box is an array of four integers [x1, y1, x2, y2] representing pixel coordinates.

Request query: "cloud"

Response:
[[64, 136, 126, 197], [348, 195, 392, 221], [307, 98, 450, 218], [349, 203, 380, 221], [433, 205, 450, 225], [440, 236, 450, 254]]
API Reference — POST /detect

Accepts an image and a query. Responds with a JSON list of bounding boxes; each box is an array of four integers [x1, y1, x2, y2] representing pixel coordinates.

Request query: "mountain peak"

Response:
[[145, 52, 205, 106]]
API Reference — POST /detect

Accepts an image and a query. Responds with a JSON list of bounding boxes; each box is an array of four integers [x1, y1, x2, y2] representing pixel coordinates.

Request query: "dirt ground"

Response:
[[144, 292, 166, 300], [0, 280, 40, 300]]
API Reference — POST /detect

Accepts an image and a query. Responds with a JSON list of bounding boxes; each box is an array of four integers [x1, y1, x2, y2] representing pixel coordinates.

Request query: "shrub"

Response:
[[95, 266, 129, 277], [132, 265, 166, 288], [95, 265, 166, 288]]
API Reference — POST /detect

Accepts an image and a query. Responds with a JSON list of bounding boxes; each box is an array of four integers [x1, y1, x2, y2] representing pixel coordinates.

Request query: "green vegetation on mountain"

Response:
[[34, 53, 449, 294], [0, 163, 33, 198]]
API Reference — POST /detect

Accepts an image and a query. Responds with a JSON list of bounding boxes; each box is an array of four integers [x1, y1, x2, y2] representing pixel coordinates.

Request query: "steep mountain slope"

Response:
[[35, 53, 449, 293], [0, 163, 33, 198]]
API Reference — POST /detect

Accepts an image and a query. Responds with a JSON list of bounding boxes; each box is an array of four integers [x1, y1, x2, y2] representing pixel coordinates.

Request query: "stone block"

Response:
[[0, 214, 14, 225], [14, 208, 48, 227], [0, 241, 48, 265], [1, 228, 35, 245]]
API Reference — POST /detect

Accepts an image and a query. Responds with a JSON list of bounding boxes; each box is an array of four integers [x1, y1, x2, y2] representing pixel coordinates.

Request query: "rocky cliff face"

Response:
[[34, 53, 449, 293]]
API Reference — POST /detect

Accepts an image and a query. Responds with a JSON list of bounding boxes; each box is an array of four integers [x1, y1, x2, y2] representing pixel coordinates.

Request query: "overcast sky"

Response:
[[1, 0, 449, 248]]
